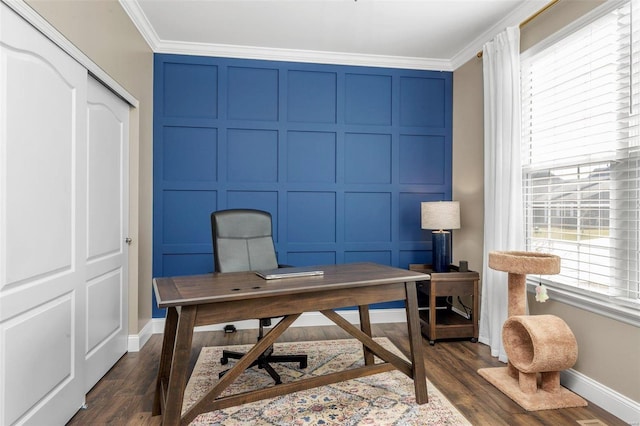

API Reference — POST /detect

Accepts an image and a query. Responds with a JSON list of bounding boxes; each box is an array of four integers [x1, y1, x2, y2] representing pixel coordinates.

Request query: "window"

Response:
[[521, 0, 639, 312]]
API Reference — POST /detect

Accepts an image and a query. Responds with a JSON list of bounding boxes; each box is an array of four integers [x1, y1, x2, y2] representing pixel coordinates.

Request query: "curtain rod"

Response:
[[476, 0, 560, 58]]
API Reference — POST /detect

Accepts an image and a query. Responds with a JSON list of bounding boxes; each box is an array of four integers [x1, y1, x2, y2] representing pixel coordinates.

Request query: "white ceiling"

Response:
[[120, 0, 548, 71]]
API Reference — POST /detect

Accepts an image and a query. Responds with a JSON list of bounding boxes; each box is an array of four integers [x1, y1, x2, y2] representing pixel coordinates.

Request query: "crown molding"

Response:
[[119, 0, 159, 52], [154, 40, 454, 71], [450, 0, 548, 69], [121, 0, 547, 72], [119, 0, 452, 71]]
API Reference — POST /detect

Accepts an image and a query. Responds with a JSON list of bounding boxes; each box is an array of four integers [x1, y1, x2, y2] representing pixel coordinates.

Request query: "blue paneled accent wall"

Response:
[[153, 53, 453, 317]]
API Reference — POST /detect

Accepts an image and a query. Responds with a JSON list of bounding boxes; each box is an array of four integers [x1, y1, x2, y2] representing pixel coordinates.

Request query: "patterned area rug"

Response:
[[183, 338, 470, 425]]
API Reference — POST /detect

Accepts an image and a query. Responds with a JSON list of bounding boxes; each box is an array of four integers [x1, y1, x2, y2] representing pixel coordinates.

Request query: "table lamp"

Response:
[[421, 201, 460, 272]]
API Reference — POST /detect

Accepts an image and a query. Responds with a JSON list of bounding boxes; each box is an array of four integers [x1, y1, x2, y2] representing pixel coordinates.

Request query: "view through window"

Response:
[[521, 1, 639, 310]]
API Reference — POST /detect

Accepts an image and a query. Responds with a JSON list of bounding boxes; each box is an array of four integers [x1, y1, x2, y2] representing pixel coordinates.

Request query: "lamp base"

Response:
[[432, 231, 451, 272]]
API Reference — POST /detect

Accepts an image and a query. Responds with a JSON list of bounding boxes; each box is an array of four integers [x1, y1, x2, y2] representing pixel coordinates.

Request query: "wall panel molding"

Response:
[[153, 54, 452, 317]]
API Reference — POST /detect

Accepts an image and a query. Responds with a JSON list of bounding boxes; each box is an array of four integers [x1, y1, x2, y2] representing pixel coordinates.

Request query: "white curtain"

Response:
[[478, 26, 525, 363]]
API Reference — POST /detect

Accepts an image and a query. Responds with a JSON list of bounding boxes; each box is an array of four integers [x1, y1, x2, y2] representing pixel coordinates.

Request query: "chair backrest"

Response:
[[211, 209, 279, 273]]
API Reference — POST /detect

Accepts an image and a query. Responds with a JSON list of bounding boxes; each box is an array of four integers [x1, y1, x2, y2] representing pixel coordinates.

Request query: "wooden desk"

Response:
[[152, 262, 430, 425]]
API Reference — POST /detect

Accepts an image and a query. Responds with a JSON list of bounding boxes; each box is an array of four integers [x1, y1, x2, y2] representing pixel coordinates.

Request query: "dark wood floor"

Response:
[[67, 323, 626, 425]]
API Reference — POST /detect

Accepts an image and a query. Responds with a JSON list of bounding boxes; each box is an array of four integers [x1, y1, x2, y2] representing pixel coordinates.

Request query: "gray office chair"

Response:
[[210, 209, 307, 384]]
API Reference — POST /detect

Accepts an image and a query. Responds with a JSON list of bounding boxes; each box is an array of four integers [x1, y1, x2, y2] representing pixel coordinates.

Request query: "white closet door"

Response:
[[85, 77, 129, 392], [0, 3, 87, 425]]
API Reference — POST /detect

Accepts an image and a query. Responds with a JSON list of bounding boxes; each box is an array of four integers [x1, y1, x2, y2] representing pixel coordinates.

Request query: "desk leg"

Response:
[[405, 281, 428, 404], [429, 281, 436, 345], [472, 278, 479, 342], [358, 305, 374, 365], [163, 305, 197, 425], [153, 306, 179, 416]]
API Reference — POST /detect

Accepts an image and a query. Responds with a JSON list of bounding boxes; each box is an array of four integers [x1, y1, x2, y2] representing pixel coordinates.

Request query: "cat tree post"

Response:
[[478, 251, 588, 411], [495, 251, 552, 379]]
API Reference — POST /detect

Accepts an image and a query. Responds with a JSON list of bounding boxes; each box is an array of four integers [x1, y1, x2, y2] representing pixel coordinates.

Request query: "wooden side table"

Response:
[[409, 264, 479, 345]]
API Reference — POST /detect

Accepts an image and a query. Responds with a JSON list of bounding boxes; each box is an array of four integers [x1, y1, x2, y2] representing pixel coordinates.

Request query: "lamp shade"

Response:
[[421, 201, 460, 231]]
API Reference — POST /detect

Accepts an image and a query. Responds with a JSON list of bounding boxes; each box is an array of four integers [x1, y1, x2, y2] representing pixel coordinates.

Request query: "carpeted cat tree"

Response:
[[477, 251, 587, 411]]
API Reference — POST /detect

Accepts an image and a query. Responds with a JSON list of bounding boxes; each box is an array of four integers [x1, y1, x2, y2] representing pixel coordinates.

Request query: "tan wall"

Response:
[[451, 56, 484, 275], [452, 0, 639, 403], [25, 0, 154, 335], [527, 294, 640, 401]]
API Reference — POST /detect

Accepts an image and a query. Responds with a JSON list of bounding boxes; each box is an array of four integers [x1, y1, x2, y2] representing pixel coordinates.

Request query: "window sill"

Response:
[[526, 281, 640, 328]]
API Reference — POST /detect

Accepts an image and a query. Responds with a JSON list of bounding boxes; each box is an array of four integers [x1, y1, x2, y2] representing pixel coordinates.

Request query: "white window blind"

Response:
[[521, 0, 639, 310]]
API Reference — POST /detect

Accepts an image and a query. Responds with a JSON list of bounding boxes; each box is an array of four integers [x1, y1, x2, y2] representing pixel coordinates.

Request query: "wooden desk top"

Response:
[[153, 262, 429, 308]]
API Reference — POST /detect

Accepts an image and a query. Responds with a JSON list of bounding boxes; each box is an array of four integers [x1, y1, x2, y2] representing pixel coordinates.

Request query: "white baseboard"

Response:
[[561, 368, 640, 425], [128, 308, 407, 349], [127, 309, 639, 424], [147, 308, 407, 335], [127, 318, 154, 352], [127, 309, 407, 351]]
